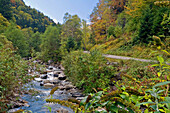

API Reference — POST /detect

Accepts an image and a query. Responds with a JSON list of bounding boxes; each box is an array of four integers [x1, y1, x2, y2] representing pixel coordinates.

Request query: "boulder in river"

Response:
[[58, 75, 66, 80], [34, 78, 42, 82], [40, 74, 48, 79], [65, 85, 74, 90], [53, 74, 58, 77], [44, 83, 54, 88], [49, 66, 53, 69], [72, 92, 84, 98], [43, 80, 50, 84]]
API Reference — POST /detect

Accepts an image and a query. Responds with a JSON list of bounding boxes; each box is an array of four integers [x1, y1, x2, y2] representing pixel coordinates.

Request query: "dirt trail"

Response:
[[84, 51, 170, 65]]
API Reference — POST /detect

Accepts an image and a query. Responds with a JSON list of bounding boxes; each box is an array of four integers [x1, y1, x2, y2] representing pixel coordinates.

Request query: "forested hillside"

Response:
[[11, 0, 57, 32], [90, 0, 170, 59]]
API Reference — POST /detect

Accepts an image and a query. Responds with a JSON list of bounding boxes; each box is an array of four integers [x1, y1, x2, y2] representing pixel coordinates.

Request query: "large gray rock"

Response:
[[44, 83, 54, 88]]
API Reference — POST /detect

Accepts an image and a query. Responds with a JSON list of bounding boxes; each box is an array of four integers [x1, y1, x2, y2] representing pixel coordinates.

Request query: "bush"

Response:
[[62, 50, 116, 93], [0, 35, 30, 112]]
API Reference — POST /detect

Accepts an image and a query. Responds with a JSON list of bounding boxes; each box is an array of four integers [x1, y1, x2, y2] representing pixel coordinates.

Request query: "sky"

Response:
[[23, 0, 99, 24]]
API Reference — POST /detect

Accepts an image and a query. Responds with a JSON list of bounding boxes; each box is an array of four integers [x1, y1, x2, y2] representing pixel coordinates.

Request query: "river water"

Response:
[[9, 65, 76, 113], [19, 80, 74, 113]]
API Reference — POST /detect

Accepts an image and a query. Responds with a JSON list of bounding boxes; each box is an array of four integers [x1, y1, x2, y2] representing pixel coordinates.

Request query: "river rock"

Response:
[[8, 108, 21, 113], [48, 66, 54, 70], [48, 72, 54, 77], [72, 92, 84, 98], [53, 74, 58, 77], [58, 75, 66, 80], [43, 80, 50, 84], [50, 79, 60, 84], [46, 69, 53, 72], [40, 74, 47, 79], [56, 108, 68, 113], [23, 103, 30, 107], [40, 71, 47, 74], [57, 67, 61, 70], [76, 97, 85, 101], [44, 83, 54, 88], [65, 85, 74, 90], [58, 86, 65, 90], [40, 82, 44, 86], [34, 78, 42, 82]]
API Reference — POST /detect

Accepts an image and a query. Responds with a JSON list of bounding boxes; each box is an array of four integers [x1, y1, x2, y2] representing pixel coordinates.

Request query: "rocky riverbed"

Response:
[[8, 63, 85, 113]]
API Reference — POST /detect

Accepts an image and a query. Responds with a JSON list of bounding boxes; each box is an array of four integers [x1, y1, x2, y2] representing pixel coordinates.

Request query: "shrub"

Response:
[[0, 35, 30, 112], [62, 50, 116, 93]]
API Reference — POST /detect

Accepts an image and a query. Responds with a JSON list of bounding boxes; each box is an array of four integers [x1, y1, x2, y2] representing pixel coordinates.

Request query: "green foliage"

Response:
[[40, 26, 61, 62], [107, 26, 115, 38], [138, 81, 170, 113], [62, 50, 115, 93], [4, 23, 29, 57], [0, 13, 10, 33], [0, 0, 12, 20], [30, 31, 41, 52], [61, 13, 83, 52], [10, 0, 57, 32], [66, 37, 76, 52], [0, 35, 31, 112]]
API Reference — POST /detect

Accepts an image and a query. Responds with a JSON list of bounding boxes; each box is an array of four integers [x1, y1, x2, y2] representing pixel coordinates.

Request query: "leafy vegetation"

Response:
[[62, 50, 116, 93], [0, 35, 31, 112]]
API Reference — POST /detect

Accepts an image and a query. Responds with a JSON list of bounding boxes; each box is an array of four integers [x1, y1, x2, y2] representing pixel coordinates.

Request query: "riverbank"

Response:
[[8, 61, 85, 113]]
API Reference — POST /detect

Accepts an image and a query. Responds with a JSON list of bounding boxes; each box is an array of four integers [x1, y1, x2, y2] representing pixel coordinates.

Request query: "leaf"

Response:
[[157, 90, 164, 94], [80, 96, 88, 106], [151, 64, 160, 67], [153, 81, 170, 88], [150, 105, 157, 110], [162, 50, 170, 55], [157, 46, 161, 50], [157, 56, 164, 65], [164, 97, 170, 109], [110, 106, 118, 113], [127, 107, 134, 113], [43, 106, 52, 112], [120, 94, 126, 99], [101, 101, 109, 106], [157, 72, 161, 77], [144, 109, 149, 113], [85, 102, 91, 110], [159, 101, 170, 104], [137, 101, 154, 106]]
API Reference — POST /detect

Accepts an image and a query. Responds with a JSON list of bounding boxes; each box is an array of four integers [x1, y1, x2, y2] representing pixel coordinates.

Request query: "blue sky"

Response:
[[23, 0, 99, 24]]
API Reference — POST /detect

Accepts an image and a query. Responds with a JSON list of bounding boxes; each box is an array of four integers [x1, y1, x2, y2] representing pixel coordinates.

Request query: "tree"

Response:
[[66, 37, 75, 52], [0, 0, 12, 20], [4, 23, 29, 57], [40, 26, 61, 62], [31, 31, 41, 52], [90, 0, 126, 43], [0, 13, 10, 33], [61, 13, 83, 51], [82, 20, 91, 50]]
